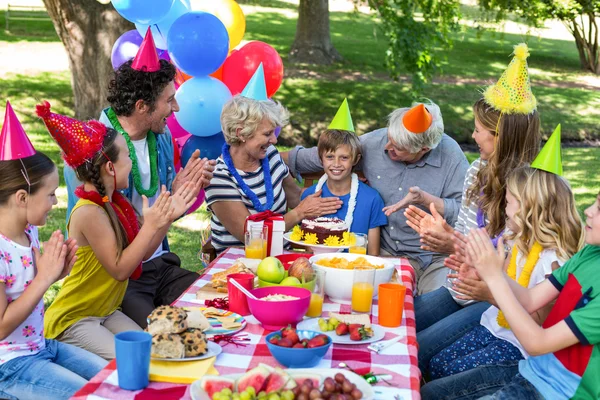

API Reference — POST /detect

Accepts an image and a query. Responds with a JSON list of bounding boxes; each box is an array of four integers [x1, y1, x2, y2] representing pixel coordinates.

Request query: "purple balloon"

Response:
[[275, 126, 282, 138], [111, 29, 170, 70]]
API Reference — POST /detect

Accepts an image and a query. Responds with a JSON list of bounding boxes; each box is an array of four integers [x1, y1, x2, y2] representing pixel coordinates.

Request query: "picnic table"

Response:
[[72, 248, 421, 400]]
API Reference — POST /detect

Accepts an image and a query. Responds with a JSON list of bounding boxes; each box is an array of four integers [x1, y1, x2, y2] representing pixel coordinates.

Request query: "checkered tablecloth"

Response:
[[72, 248, 421, 400]]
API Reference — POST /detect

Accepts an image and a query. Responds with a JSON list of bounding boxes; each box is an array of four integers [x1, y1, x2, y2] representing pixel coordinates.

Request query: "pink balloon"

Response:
[[175, 133, 191, 149], [166, 113, 190, 139], [187, 189, 205, 214]]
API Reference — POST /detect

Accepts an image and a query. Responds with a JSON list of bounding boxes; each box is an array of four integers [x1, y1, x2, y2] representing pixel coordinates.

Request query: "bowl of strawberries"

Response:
[[265, 327, 332, 368]]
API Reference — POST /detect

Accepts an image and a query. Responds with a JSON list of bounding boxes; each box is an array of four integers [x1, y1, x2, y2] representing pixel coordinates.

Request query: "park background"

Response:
[[0, 0, 598, 304]]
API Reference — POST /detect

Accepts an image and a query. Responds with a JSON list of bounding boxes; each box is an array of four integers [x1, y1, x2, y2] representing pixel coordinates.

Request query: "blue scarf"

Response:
[[221, 143, 274, 212]]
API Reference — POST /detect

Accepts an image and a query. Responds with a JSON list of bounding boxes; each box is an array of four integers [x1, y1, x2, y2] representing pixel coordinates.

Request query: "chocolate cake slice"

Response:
[[301, 217, 348, 243]]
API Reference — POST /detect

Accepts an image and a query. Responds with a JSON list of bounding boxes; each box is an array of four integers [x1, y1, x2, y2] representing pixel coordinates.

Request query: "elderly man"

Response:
[[283, 102, 469, 294]]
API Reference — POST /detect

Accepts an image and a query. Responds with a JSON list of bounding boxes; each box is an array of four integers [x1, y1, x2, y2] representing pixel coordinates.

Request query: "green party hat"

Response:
[[531, 124, 563, 176], [328, 98, 355, 132]]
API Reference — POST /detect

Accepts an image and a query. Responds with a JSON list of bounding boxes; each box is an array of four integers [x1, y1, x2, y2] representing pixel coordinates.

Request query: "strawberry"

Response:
[[335, 323, 349, 336], [350, 330, 362, 341], [281, 325, 296, 338], [349, 324, 362, 334], [278, 338, 294, 347], [292, 342, 305, 348], [307, 335, 329, 348], [349, 325, 374, 341], [301, 339, 309, 346], [268, 335, 280, 345], [286, 330, 300, 345]]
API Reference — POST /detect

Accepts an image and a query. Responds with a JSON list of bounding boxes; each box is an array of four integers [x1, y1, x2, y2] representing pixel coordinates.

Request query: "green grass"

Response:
[[0, 10, 58, 42]]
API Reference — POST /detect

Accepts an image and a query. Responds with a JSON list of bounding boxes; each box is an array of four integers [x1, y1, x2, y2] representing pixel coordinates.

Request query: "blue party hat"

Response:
[[241, 63, 268, 101]]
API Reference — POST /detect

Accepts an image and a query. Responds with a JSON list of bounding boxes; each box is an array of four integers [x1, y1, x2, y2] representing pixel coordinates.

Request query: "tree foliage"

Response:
[[480, 0, 600, 74], [362, 0, 462, 91]]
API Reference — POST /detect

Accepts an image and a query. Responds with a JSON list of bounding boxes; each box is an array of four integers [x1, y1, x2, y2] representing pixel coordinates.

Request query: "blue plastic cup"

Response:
[[115, 331, 152, 390]]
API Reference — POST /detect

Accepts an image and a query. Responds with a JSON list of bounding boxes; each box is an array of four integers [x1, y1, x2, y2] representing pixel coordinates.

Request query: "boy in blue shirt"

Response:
[[301, 99, 387, 255]]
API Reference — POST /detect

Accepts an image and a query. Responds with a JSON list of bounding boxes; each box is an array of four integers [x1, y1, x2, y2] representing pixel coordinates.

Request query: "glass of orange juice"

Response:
[[245, 226, 267, 259], [306, 270, 326, 318], [351, 268, 375, 314], [348, 233, 368, 255]]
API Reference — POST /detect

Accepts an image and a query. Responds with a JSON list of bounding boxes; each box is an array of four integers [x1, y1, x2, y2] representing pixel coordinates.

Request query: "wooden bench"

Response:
[[5, 3, 51, 32]]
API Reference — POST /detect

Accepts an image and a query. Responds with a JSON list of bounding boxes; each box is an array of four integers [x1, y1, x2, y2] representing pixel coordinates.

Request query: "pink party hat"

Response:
[[131, 27, 160, 72], [0, 100, 36, 161]]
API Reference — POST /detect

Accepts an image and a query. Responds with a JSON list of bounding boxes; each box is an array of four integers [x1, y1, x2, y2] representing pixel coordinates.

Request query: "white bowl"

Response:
[[309, 253, 395, 304]]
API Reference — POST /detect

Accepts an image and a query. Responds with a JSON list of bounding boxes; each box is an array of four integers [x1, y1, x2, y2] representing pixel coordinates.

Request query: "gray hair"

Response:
[[387, 101, 444, 153], [221, 95, 289, 146]]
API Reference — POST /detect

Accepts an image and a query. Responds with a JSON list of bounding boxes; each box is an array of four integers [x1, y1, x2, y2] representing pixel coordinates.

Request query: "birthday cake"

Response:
[[301, 217, 348, 243]]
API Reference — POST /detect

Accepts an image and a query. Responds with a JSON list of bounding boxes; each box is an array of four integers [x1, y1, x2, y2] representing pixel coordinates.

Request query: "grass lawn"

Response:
[[1, 2, 599, 305]]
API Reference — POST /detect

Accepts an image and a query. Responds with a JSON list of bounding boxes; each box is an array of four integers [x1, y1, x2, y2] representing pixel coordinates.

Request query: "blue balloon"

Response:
[[181, 133, 226, 167], [175, 76, 232, 137], [135, 0, 190, 50], [168, 12, 229, 76], [112, 0, 175, 25]]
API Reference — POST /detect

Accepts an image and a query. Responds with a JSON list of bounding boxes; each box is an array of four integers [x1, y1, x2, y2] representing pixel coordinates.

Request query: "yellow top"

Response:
[[44, 199, 129, 339]]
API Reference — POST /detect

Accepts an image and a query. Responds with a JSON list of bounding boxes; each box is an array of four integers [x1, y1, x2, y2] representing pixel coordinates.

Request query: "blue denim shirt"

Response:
[[64, 108, 176, 250]]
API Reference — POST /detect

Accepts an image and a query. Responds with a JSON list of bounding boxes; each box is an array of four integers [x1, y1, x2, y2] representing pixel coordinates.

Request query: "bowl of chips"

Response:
[[309, 253, 395, 304]]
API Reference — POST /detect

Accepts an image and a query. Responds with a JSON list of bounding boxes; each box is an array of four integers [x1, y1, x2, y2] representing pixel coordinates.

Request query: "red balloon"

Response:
[[172, 134, 182, 172], [221, 42, 283, 98]]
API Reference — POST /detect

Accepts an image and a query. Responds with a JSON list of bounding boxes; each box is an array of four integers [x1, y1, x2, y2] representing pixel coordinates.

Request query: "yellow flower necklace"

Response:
[[497, 241, 543, 329]]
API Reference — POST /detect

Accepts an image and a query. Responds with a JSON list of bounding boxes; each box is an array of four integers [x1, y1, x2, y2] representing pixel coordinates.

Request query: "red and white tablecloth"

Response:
[[72, 248, 421, 400]]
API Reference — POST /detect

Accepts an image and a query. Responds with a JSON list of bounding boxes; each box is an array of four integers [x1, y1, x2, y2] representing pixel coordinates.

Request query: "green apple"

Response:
[[279, 276, 301, 286], [257, 257, 285, 283]]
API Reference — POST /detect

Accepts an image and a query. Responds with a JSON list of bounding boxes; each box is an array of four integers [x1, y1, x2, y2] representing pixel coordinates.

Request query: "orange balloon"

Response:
[[210, 65, 224, 81], [175, 69, 193, 86]]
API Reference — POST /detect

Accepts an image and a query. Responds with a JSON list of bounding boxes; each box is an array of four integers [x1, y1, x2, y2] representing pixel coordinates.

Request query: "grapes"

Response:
[[351, 388, 363, 399], [240, 392, 251, 400], [309, 389, 321, 399], [334, 373, 345, 383], [246, 387, 256, 396], [267, 394, 280, 400], [222, 388, 233, 396]]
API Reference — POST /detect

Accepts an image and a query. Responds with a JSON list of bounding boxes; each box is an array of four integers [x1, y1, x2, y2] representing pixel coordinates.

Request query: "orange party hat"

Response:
[[402, 103, 432, 134]]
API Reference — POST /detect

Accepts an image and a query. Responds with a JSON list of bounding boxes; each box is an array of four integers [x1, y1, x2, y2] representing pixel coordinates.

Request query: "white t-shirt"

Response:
[[0, 225, 45, 364], [131, 137, 165, 262], [480, 248, 563, 358]]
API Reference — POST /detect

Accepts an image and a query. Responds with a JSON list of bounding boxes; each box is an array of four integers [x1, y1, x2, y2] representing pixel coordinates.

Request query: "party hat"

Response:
[[402, 103, 432, 134], [531, 124, 563, 176], [328, 98, 354, 132], [131, 27, 160, 72], [35, 101, 106, 168], [0, 101, 36, 161], [483, 43, 537, 114], [241, 63, 268, 101]]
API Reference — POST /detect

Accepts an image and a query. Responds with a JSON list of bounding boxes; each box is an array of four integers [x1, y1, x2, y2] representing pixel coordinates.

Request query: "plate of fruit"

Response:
[[297, 313, 385, 345], [192, 363, 374, 400]]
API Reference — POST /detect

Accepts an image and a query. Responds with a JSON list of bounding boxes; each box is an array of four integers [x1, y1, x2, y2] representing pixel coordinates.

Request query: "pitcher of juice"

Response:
[[348, 233, 368, 255], [245, 226, 267, 259], [306, 270, 326, 318], [351, 268, 375, 314]]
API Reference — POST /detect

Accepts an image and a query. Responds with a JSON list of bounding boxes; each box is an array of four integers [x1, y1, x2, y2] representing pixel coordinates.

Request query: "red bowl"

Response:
[[276, 253, 310, 270]]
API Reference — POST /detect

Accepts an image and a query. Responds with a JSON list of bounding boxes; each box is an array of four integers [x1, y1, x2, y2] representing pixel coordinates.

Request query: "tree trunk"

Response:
[[289, 0, 342, 64], [569, 16, 600, 75], [42, 0, 133, 119]]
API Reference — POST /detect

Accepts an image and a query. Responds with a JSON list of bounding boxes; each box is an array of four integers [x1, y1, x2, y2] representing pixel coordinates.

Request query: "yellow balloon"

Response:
[[190, 0, 246, 49]]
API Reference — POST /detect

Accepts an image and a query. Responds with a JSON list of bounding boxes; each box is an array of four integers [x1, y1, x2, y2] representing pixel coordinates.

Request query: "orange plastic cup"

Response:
[[378, 283, 406, 327]]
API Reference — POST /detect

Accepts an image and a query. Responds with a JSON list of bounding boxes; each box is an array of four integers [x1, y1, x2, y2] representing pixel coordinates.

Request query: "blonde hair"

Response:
[[467, 98, 541, 237], [317, 129, 362, 164], [387, 101, 444, 153], [221, 95, 289, 146], [507, 166, 584, 260]]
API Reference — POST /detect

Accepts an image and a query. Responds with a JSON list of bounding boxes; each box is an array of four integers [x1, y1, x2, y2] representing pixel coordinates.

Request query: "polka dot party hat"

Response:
[[36, 101, 106, 168], [483, 43, 537, 114]]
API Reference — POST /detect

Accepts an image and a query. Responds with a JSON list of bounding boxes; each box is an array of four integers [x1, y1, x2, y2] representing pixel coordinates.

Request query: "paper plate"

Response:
[[183, 307, 247, 337], [297, 318, 385, 345], [151, 340, 222, 362]]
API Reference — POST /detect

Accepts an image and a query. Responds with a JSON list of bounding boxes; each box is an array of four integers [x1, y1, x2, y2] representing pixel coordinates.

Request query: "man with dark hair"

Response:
[[64, 33, 215, 327]]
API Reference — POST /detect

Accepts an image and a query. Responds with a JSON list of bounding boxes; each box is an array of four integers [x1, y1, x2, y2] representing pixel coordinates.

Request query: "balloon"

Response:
[[168, 12, 229, 76], [174, 69, 193, 87], [171, 134, 182, 172], [186, 189, 205, 214], [274, 126, 282, 138], [181, 133, 225, 167], [135, 0, 190, 50], [221, 41, 284, 98], [166, 113, 190, 139], [190, 0, 246, 49], [175, 133, 192, 149], [111, 30, 170, 70], [175, 76, 232, 137], [111, 0, 175, 25]]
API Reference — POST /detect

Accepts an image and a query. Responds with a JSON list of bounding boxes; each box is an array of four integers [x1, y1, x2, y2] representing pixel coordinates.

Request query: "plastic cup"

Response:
[[228, 273, 254, 316], [352, 268, 375, 314], [305, 270, 326, 318], [378, 283, 406, 327], [348, 233, 368, 255], [115, 331, 152, 391]]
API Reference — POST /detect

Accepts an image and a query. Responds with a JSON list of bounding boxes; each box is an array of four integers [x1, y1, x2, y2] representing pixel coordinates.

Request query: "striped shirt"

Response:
[[206, 146, 289, 254]]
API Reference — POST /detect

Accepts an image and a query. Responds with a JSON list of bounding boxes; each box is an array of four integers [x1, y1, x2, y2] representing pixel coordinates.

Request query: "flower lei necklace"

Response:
[[315, 173, 359, 230], [221, 143, 274, 212], [107, 108, 159, 197], [497, 241, 543, 329]]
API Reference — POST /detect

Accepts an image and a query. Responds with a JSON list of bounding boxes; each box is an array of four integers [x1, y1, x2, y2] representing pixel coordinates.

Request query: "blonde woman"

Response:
[[421, 166, 584, 399]]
